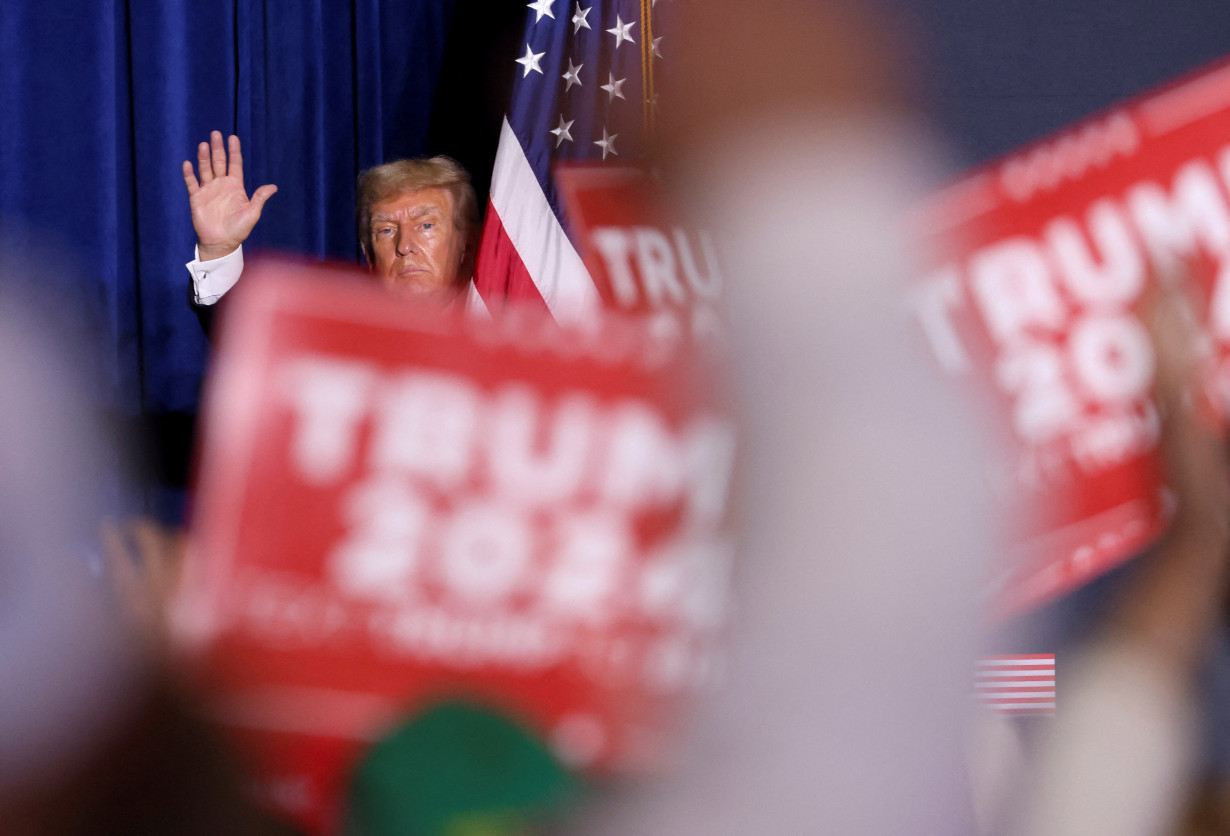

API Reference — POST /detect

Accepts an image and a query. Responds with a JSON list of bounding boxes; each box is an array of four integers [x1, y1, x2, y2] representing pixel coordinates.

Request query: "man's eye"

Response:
[[420, 222, 435, 231], [377, 227, 393, 236]]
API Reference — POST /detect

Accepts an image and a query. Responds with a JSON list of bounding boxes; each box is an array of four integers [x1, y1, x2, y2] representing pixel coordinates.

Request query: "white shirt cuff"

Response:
[[186, 245, 244, 305]]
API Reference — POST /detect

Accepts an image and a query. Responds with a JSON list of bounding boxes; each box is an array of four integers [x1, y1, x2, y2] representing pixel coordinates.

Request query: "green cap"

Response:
[[344, 700, 580, 836]]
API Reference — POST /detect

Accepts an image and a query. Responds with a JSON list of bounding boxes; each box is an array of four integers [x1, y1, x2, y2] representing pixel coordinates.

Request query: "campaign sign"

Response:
[[175, 262, 736, 833], [555, 164, 725, 342], [911, 58, 1230, 615]]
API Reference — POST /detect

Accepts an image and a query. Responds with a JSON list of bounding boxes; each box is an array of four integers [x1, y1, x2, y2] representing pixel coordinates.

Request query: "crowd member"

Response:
[[582, 1, 1230, 834], [575, 1, 991, 833], [182, 131, 479, 319], [0, 280, 295, 836], [999, 291, 1230, 836]]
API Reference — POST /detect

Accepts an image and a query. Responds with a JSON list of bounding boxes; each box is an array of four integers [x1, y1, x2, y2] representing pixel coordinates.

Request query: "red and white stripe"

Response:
[[473, 119, 600, 323], [975, 654, 1055, 716]]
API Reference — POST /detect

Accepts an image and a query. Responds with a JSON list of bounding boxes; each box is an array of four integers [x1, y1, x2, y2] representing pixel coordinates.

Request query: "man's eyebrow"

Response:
[[370, 206, 445, 226]]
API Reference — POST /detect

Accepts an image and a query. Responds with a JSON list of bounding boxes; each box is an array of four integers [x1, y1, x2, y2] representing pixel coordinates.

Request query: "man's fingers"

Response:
[[130, 518, 180, 603], [197, 141, 213, 184], [1145, 285, 1230, 539], [250, 183, 278, 213], [100, 518, 135, 585], [228, 134, 244, 183], [210, 130, 227, 179], [182, 160, 200, 195], [100, 518, 150, 623]]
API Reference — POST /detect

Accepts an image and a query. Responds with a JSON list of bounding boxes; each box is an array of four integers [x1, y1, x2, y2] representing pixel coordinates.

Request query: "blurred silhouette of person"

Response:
[[578, 2, 991, 833], [0, 265, 298, 836]]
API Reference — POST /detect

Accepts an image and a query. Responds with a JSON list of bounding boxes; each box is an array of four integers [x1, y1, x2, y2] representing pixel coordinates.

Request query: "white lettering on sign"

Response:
[[273, 358, 738, 670], [999, 113, 1140, 202], [636, 228, 688, 306], [1128, 159, 1230, 267], [366, 604, 565, 670], [487, 387, 594, 506], [591, 228, 640, 308], [639, 535, 735, 632], [329, 475, 430, 600], [1046, 201, 1143, 307], [994, 339, 1080, 444], [969, 238, 1068, 345], [1069, 313, 1154, 403], [909, 142, 1230, 462], [540, 512, 629, 622], [280, 359, 737, 520], [910, 267, 969, 374], [279, 359, 374, 484], [601, 405, 737, 526], [436, 500, 534, 607], [369, 372, 480, 490], [675, 230, 723, 300], [590, 226, 725, 309]]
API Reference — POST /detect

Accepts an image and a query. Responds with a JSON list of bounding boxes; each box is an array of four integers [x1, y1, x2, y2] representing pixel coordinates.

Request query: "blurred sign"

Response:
[[175, 262, 736, 833], [912, 58, 1230, 615], [555, 164, 725, 342]]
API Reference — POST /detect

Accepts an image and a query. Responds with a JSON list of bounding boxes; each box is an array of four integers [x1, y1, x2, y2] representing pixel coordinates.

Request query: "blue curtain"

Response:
[[0, 0, 456, 418], [0, 0, 459, 520]]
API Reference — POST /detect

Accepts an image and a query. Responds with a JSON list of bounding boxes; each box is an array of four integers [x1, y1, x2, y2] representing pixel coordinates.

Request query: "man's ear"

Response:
[[359, 241, 372, 269], [459, 233, 477, 280]]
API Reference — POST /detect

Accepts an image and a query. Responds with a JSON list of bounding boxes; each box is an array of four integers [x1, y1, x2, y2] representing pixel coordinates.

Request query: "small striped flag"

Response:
[[975, 654, 1056, 716]]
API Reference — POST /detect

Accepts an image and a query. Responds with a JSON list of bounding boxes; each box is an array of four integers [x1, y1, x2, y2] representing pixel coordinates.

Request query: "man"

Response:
[[183, 130, 479, 311]]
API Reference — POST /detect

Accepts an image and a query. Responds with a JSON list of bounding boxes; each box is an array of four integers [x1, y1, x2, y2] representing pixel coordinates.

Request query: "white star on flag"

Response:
[[572, 3, 591, 33], [550, 115, 575, 147], [475, 1, 664, 317], [527, 0, 556, 22], [606, 15, 635, 48], [594, 127, 618, 159], [600, 72, 626, 101], [562, 59, 583, 91], [515, 43, 545, 77]]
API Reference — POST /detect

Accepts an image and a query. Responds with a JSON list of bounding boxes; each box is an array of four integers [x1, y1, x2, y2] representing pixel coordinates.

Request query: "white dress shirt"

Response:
[[185, 245, 244, 306], [184, 244, 491, 317]]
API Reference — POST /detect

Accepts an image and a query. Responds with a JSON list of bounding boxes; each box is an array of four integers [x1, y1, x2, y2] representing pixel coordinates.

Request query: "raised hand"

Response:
[[182, 131, 277, 261]]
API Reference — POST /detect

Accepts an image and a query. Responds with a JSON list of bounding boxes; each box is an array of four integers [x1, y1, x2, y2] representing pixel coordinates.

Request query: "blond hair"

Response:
[[355, 156, 479, 260]]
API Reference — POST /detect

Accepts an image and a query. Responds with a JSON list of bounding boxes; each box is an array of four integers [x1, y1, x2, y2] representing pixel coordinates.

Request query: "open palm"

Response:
[[182, 131, 277, 261]]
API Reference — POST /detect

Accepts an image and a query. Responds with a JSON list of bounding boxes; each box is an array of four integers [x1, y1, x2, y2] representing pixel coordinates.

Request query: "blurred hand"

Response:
[[102, 517, 186, 649], [1108, 285, 1230, 674], [182, 131, 277, 261], [1151, 289, 1230, 550]]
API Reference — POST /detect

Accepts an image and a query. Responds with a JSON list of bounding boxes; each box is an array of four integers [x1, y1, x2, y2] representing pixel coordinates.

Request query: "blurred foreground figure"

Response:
[[0, 282, 294, 835], [0, 294, 139, 828], [581, 1, 991, 832], [1001, 292, 1230, 836]]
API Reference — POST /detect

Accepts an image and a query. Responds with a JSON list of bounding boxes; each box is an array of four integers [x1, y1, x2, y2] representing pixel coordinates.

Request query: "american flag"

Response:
[[474, 0, 660, 320], [975, 654, 1056, 716]]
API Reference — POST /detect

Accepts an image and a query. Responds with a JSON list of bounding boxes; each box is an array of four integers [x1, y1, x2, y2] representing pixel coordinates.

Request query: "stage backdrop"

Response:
[[3, 0, 1230, 519], [0, 0, 461, 420]]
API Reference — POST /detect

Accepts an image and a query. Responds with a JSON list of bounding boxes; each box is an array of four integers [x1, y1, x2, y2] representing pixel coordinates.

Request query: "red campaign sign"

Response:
[[554, 163, 725, 341], [174, 262, 737, 834], [912, 58, 1230, 616]]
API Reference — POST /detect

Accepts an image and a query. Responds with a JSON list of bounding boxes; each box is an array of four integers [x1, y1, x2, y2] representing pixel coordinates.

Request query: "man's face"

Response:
[[366, 187, 469, 301]]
